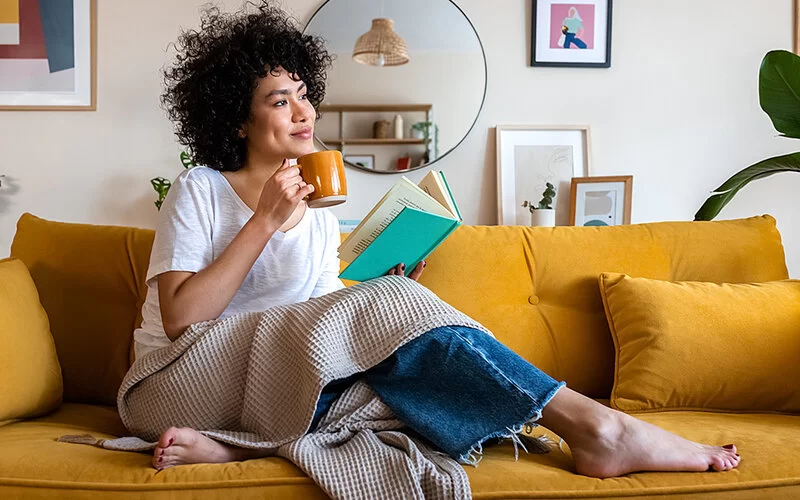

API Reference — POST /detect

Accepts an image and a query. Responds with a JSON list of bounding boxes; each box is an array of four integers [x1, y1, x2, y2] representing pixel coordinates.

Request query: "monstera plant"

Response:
[[695, 50, 800, 220]]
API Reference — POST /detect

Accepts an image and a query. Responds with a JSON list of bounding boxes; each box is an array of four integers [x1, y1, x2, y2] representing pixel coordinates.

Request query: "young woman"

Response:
[[133, 1, 741, 477]]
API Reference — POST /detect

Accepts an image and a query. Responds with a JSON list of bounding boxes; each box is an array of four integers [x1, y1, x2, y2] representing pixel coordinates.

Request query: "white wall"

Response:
[[1, 0, 797, 276]]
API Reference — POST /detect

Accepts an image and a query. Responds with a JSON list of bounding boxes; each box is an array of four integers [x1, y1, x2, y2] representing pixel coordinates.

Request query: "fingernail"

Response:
[[723, 444, 733, 450]]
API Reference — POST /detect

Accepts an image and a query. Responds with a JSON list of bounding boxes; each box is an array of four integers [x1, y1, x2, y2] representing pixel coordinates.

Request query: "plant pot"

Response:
[[410, 128, 425, 139], [530, 209, 555, 227]]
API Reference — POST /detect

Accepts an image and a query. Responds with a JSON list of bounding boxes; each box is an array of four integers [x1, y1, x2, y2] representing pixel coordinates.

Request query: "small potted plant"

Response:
[[410, 121, 439, 160], [522, 182, 556, 227]]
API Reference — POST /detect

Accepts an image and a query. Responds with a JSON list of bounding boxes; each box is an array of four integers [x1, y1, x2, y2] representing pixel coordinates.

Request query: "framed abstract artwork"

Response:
[[795, 0, 799, 55], [0, 0, 97, 110], [531, 0, 612, 67], [496, 125, 591, 226], [569, 175, 632, 226]]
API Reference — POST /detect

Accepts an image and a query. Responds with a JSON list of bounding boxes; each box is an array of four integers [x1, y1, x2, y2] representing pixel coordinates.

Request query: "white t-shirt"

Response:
[[133, 166, 345, 360]]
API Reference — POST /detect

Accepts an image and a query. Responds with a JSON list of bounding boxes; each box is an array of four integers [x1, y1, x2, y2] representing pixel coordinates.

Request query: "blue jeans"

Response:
[[310, 326, 565, 462], [564, 32, 587, 49]]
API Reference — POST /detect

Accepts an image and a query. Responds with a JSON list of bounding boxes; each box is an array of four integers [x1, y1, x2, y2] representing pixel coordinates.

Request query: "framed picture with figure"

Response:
[[496, 125, 591, 226], [569, 175, 632, 226], [531, 0, 612, 67]]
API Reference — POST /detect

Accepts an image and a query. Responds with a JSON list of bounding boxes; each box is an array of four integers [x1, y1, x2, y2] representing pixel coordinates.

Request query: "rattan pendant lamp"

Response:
[[352, 17, 409, 66]]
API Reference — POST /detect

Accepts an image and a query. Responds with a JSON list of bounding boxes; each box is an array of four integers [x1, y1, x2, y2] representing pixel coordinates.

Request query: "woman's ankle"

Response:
[[537, 387, 617, 444]]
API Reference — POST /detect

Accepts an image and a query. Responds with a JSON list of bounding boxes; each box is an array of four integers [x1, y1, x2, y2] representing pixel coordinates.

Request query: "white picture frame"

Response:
[[343, 154, 375, 170], [496, 125, 591, 226], [0, 0, 96, 110]]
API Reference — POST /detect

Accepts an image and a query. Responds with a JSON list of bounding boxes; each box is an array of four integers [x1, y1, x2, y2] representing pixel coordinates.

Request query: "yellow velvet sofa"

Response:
[[2, 212, 799, 499]]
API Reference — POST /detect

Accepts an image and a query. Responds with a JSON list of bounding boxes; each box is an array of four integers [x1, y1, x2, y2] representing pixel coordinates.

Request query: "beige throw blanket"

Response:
[[73, 276, 510, 499]]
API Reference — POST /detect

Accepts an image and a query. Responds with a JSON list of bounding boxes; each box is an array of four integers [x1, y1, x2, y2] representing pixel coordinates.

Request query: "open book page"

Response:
[[417, 171, 460, 220], [338, 177, 455, 263]]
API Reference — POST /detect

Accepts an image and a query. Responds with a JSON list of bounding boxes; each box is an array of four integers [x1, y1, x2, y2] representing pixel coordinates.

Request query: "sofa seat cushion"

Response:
[[1, 404, 798, 499], [0, 404, 327, 499]]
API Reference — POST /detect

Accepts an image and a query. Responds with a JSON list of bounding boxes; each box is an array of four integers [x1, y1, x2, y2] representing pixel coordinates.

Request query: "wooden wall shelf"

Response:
[[317, 104, 435, 170], [320, 104, 432, 113], [320, 138, 426, 145]]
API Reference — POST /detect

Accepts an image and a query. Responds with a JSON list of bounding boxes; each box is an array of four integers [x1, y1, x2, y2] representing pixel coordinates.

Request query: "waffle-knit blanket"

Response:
[[73, 276, 501, 499]]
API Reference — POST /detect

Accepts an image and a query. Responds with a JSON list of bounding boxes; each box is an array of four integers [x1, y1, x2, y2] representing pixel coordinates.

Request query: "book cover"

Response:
[[339, 206, 461, 282], [337, 176, 453, 264]]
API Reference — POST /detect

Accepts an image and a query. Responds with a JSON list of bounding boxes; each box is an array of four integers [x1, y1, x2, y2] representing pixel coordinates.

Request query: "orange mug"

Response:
[[296, 150, 348, 208]]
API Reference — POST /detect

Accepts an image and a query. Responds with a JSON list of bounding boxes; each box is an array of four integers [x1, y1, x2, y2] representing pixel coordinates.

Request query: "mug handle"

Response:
[[292, 159, 311, 201]]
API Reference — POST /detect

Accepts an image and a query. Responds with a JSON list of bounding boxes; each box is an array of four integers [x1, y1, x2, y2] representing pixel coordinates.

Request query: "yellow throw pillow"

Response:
[[599, 273, 800, 413], [0, 258, 63, 421]]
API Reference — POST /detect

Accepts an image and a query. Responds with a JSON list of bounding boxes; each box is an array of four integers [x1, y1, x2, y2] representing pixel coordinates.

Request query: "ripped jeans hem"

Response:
[[457, 381, 566, 466]]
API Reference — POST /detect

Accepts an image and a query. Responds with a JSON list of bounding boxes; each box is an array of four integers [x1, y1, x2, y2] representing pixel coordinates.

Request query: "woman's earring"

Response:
[[238, 129, 247, 139]]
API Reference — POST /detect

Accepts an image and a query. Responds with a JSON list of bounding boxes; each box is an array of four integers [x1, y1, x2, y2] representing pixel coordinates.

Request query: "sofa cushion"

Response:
[[0, 258, 62, 421], [9, 214, 155, 407], [1, 403, 799, 498], [599, 273, 800, 413], [421, 215, 788, 398]]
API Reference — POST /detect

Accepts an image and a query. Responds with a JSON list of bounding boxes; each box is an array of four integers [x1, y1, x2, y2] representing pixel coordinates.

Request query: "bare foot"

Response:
[[538, 388, 741, 478], [152, 427, 269, 470], [568, 410, 741, 478]]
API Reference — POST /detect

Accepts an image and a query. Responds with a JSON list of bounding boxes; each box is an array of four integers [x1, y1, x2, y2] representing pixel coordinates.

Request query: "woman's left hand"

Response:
[[387, 261, 426, 281]]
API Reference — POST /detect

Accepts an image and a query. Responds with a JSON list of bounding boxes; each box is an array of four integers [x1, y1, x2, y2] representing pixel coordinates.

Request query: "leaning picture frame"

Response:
[[496, 125, 591, 226], [531, 0, 613, 68], [569, 175, 632, 226], [0, 0, 97, 110], [343, 154, 375, 170]]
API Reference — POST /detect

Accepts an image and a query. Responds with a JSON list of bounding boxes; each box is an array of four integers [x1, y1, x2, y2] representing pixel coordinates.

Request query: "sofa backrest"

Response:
[[10, 213, 788, 405], [11, 214, 154, 406], [425, 216, 787, 398]]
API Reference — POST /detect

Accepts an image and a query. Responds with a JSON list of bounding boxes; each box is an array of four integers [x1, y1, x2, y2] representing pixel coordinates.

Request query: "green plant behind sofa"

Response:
[[695, 50, 800, 221], [151, 152, 196, 210]]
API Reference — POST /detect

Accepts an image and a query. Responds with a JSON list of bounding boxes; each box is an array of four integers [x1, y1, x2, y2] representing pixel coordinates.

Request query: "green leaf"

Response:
[[180, 151, 196, 169], [759, 50, 800, 138], [694, 151, 800, 220]]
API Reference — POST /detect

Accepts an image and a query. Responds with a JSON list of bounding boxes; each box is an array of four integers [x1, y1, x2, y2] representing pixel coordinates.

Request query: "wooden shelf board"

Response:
[[320, 104, 432, 113], [320, 138, 426, 145]]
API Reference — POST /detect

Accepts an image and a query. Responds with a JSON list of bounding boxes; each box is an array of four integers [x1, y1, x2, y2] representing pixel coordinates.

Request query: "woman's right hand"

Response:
[[254, 159, 315, 230]]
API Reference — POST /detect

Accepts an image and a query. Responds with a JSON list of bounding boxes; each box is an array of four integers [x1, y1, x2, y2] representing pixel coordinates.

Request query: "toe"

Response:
[[158, 427, 180, 449], [722, 444, 737, 453], [710, 453, 729, 472]]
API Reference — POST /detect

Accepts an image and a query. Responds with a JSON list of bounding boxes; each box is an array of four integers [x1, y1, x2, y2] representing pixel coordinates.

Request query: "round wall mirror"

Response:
[[304, 0, 487, 174]]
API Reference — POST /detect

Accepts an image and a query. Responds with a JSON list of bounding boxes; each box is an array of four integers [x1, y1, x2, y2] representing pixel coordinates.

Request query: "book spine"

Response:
[[439, 171, 462, 221]]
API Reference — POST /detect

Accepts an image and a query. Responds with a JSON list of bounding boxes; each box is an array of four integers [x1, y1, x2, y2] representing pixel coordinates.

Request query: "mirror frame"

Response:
[[304, 0, 488, 174]]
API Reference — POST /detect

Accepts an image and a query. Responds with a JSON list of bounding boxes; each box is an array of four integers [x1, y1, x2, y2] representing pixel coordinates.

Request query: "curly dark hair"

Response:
[[161, 1, 333, 171]]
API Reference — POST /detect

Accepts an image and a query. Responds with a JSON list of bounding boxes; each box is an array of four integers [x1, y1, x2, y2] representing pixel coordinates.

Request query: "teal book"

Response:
[[339, 171, 461, 282]]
